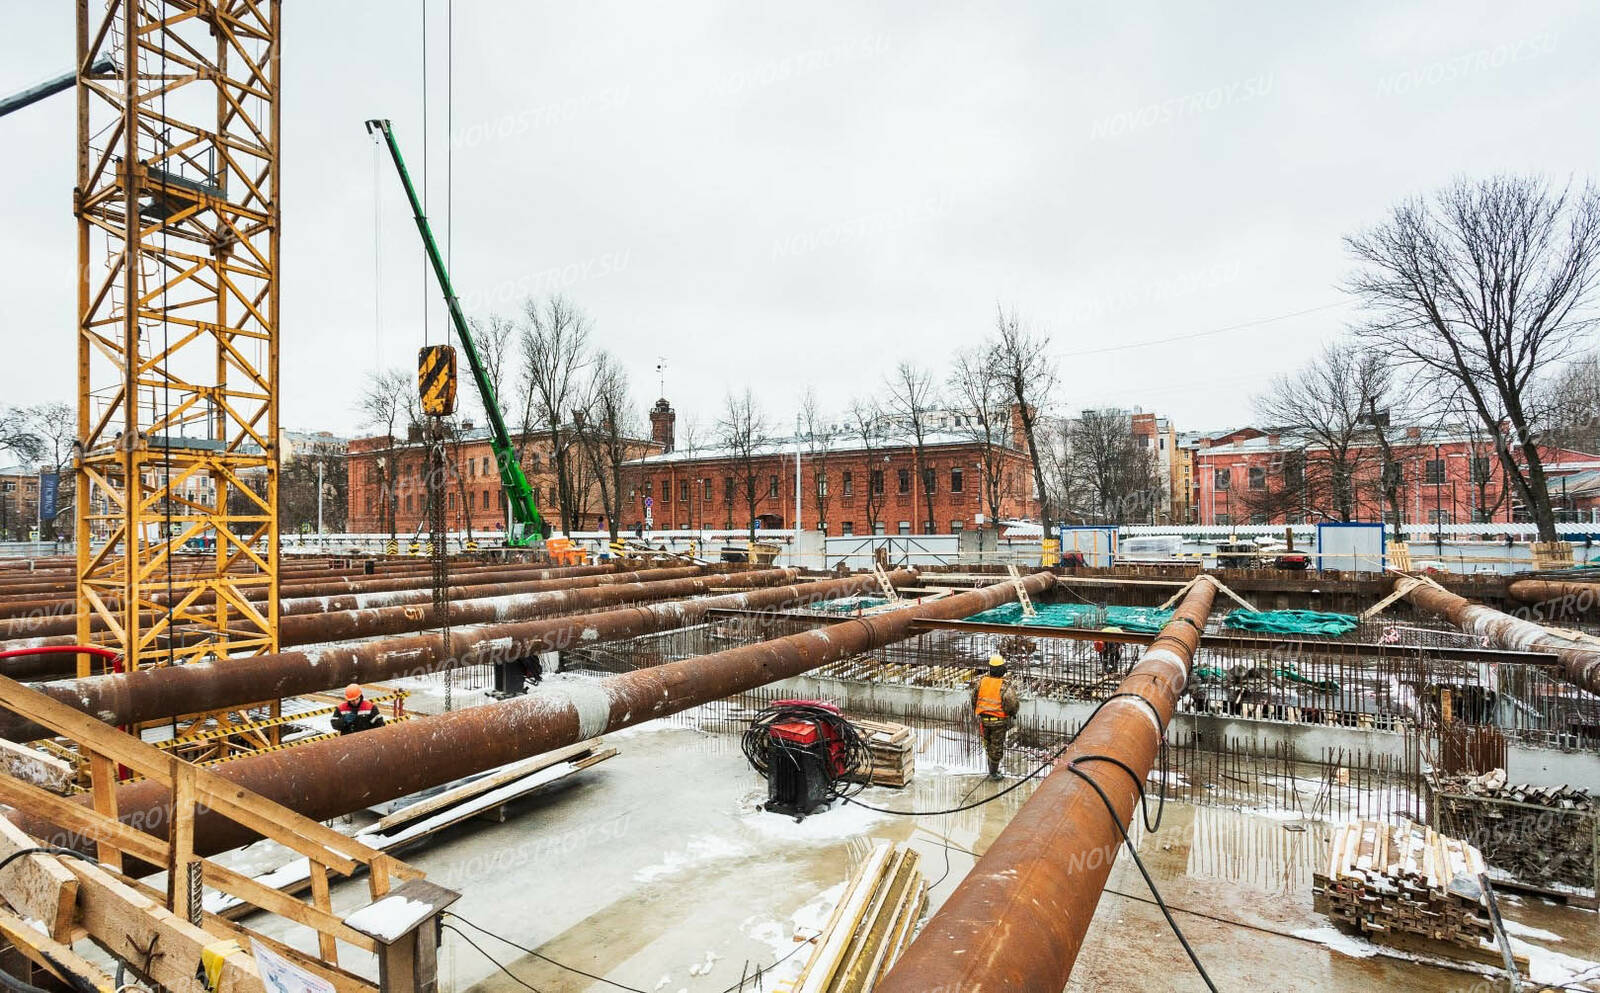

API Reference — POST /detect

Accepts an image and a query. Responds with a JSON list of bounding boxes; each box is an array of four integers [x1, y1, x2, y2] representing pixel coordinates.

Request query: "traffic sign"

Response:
[[753, 518, 762, 530], [644, 497, 653, 509]]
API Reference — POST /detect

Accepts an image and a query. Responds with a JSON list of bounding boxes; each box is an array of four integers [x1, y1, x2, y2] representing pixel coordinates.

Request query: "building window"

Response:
[[703, 478, 712, 502], [1429, 509, 1452, 524], [644, 480, 653, 501], [769, 475, 780, 498], [1216, 513, 1231, 526], [1214, 468, 1230, 491], [724, 477, 734, 505], [870, 470, 883, 495], [841, 521, 854, 535], [448, 492, 456, 510], [1471, 456, 1492, 483], [950, 519, 964, 533], [679, 480, 689, 502], [950, 468, 963, 493], [817, 520, 827, 534], [873, 522, 886, 535], [842, 471, 854, 496], [1250, 513, 1267, 525], [1283, 451, 1304, 487], [1425, 459, 1445, 485], [1248, 467, 1265, 490], [817, 472, 828, 496], [481, 457, 490, 476], [922, 468, 936, 495], [897, 520, 911, 535], [922, 520, 934, 533], [530, 453, 542, 471], [468, 459, 475, 479], [897, 468, 910, 494], [483, 491, 491, 510], [404, 493, 413, 512]]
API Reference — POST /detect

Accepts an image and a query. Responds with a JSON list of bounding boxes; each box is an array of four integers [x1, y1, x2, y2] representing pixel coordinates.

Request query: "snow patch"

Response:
[[634, 834, 750, 883], [1293, 926, 1379, 959]]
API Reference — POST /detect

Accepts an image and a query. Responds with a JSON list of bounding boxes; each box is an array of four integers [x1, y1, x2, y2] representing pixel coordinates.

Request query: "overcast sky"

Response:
[[3, 2, 1597, 440]]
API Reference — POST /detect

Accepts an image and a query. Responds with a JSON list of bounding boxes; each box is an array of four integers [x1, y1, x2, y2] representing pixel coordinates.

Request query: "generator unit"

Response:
[[744, 700, 859, 820]]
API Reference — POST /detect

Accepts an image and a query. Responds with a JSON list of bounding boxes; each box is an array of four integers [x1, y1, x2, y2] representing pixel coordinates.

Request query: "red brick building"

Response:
[[346, 425, 658, 535], [1185, 425, 1600, 527], [623, 404, 1039, 534]]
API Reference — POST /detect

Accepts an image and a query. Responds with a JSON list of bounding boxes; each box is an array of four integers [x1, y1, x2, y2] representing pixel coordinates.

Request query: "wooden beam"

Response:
[[0, 738, 74, 795], [370, 740, 605, 833], [0, 773, 168, 867], [66, 857, 264, 993], [86, 752, 122, 873], [0, 906, 114, 993], [0, 815, 79, 941], [199, 860, 377, 954]]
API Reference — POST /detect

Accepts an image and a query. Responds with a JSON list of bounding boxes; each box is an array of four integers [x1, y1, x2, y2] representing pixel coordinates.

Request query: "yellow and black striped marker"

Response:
[[418, 344, 458, 416]]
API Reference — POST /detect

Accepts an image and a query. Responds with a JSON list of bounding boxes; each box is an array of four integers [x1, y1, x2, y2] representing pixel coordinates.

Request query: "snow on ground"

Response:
[[633, 833, 752, 883], [738, 796, 891, 841], [1501, 918, 1563, 942], [1292, 926, 1380, 959], [740, 881, 846, 988], [1508, 934, 1600, 988]]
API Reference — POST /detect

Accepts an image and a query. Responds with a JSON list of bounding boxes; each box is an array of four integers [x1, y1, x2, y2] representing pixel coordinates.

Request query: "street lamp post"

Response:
[[1434, 443, 1443, 550]]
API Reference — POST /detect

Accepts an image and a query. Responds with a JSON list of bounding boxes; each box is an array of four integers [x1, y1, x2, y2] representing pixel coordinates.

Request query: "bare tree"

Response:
[[989, 306, 1058, 523], [1347, 175, 1600, 541], [574, 350, 636, 541], [847, 398, 888, 534], [24, 403, 73, 537], [720, 388, 770, 541], [948, 347, 1010, 528], [0, 407, 42, 466], [356, 368, 412, 540], [1543, 352, 1600, 456], [1253, 342, 1385, 523], [1067, 409, 1160, 524], [884, 362, 939, 531], [519, 295, 592, 534], [800, 389, 834, 532]]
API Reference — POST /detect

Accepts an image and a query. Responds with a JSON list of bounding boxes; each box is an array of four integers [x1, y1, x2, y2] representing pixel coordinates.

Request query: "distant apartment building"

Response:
[[0, 466, 42, 540], [1181, 425, 1600, 527], [622, 399, 1039, 534]]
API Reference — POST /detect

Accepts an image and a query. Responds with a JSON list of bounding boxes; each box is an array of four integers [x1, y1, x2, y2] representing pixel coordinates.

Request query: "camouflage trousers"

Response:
[[978, 716, 1012, 771]]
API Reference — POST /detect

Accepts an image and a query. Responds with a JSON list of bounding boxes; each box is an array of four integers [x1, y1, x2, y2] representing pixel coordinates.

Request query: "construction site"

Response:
[[2, 3, 1600, 993]]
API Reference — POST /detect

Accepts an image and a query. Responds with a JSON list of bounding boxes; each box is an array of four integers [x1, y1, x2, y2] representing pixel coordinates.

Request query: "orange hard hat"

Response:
[[344, 684, 362, 701]]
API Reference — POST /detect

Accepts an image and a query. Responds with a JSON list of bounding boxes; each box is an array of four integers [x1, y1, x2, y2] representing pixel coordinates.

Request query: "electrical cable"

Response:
[[442, 914, 650, 993], [741, 703, 875, 806], [0, 846, 93, 876], [0, 965, 51, 993], [439, 924, 546, 992], [1058, 302, 1346, 358]]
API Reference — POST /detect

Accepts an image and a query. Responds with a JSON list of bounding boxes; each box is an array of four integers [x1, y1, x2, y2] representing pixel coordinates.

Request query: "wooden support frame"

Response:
[[0, 674, 429, 993]]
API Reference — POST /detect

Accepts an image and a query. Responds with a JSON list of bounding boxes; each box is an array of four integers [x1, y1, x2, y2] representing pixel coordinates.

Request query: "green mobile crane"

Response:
[[365, 118, 546, 547]]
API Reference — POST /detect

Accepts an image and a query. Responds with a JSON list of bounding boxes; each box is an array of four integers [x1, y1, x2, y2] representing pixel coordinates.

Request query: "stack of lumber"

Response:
[[843, 717, 914, 788], [1314, 819, 1519, 967], [785, 843, 927, 993]]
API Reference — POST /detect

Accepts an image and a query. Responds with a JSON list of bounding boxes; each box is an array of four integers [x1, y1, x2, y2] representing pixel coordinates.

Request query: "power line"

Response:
[[1058, 302, 1347, 358]]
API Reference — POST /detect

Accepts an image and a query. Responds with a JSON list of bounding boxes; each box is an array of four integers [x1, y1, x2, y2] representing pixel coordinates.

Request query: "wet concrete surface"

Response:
[[229, 719, 1597, 992]]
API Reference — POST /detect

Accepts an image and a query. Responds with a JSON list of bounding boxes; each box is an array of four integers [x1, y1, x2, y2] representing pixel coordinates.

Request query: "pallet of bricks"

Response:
[[1313, 818, 1524, 969], [842, 717, 915, 788], [781, 843, 927, 993], [1431, 768, 1599, 905]]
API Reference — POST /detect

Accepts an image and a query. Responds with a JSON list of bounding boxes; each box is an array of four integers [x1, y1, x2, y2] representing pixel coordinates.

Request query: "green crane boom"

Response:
[[365, 118, 544, 546]]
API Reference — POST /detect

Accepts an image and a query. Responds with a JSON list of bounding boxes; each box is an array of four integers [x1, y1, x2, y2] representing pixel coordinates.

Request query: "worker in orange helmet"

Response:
[[332, 683, 385, 735], [969, 653, 1020, 779]]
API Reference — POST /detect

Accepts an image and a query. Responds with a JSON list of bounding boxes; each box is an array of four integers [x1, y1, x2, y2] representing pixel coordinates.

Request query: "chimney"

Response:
[[1267, 433, 1280, 446], [649, 398, 676, 453]]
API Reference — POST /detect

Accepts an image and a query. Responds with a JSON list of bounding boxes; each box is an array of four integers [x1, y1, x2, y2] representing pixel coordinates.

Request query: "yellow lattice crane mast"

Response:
[[73, 0, 281, 725]]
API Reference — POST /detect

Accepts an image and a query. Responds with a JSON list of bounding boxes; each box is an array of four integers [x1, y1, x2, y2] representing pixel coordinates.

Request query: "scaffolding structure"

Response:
[[73, 1, 281, 746]]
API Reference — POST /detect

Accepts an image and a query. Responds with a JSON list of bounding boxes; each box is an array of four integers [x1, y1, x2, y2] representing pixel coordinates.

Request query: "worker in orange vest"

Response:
[[969, 653, 1020, 779]]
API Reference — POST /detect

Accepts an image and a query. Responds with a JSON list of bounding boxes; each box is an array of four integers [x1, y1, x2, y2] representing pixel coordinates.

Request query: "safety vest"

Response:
[[975, 676, 1007, 718]]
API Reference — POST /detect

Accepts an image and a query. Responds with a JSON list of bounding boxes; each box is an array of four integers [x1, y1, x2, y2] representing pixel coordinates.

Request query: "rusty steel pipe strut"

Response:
[[1399, 577, 1600, 697], [1506, 578, 1600, 608], [0, 563, 704, 640], [0, 568, 792, 680], [15, 572, 1052, 863], [876, 577, 1216, 993], [0, 570, 914, 741], [0, 556, 519, 601]]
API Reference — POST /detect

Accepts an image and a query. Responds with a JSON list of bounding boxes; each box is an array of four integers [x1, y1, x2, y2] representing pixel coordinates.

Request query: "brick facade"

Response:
[[1186, 426, 1600, 527], [623, 436, 1038, 535], [346, 428, 658, 535]]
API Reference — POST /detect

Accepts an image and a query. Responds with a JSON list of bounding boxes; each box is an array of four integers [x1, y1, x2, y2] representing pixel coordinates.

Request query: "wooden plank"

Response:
[[87, 751, 122, 873], [168, 757, 197, 925], [0, 814, 78, 941], [371, 739, 604, 833], [65, 857, 264, 993], [0, 772, 168, 866], [200, 859, 377, 954], [0, 674, 167, 779], [796, 843, 893, 993], [308, 860, 340, 963], [0, 738, 74, 795], [0, 906, 114, 993]]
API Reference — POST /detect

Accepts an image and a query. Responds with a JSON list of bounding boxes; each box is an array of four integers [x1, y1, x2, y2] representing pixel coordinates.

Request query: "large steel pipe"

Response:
[[14, 572, 1053, 862], [877, 577, 1215, 993], [0, 570, 915, 741], [0, 564, 699, 641], [1401, 579, 1600, 697], [1506, 578, 1600, 610]]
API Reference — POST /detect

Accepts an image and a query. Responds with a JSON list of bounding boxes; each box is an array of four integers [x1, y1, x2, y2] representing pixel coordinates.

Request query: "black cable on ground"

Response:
[[445, 912, 820, 993], [0, 965, 51, 993], [439, 924, 547, 993]]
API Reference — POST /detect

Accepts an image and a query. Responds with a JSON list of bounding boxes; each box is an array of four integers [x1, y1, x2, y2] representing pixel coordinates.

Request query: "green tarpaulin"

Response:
[[962, 601, 1175, 634], [1222, 609, 1359, 637]]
